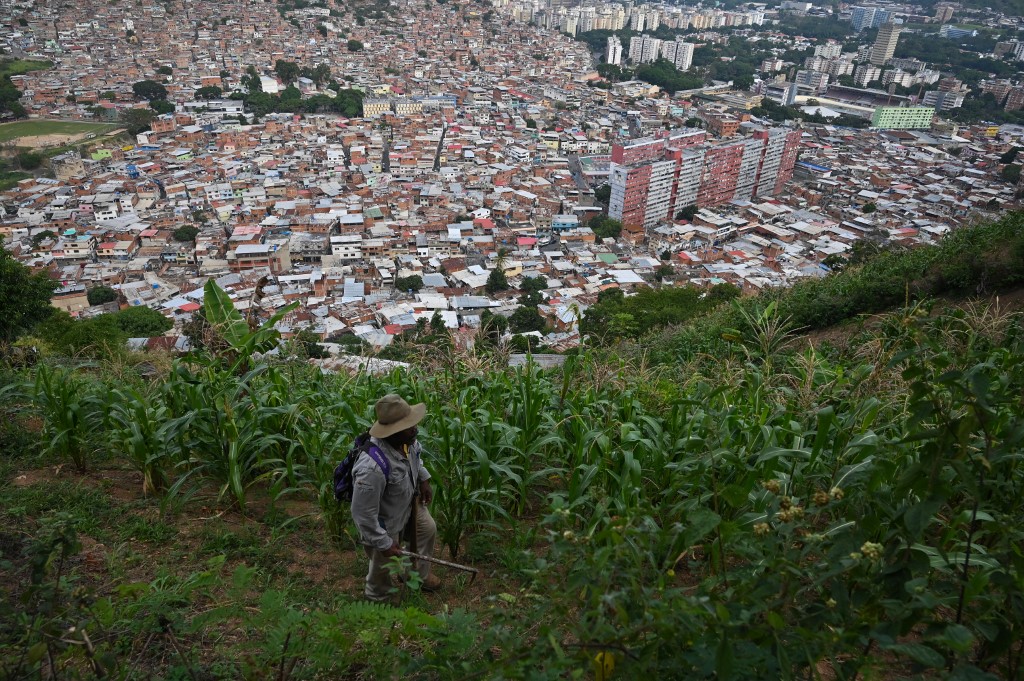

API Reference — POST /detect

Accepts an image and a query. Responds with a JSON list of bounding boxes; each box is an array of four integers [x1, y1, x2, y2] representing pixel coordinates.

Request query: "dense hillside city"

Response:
[[0, 0, 1022, 353]]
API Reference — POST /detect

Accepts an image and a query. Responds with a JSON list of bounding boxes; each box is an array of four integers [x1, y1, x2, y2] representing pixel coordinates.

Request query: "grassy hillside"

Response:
[[652, 210, 1024, 364], [2, 215, 1024, 679]]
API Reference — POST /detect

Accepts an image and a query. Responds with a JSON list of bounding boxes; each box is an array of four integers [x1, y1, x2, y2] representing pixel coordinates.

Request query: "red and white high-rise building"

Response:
[[608, 128, 802, 230]]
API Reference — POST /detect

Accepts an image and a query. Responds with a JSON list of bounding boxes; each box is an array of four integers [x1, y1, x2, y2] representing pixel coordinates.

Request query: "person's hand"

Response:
[[382, 541, 403, 558], [419, 480, 433, 505]]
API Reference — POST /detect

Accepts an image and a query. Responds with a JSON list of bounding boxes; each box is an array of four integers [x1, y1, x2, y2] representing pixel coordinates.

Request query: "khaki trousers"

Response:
[[363, 503, 437, 601]]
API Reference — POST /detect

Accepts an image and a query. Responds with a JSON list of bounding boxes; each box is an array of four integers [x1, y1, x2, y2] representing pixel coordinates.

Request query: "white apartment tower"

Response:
[[606, 36, 623, 66], [628, 35, 661, 64], [672, 40, 694, 71]]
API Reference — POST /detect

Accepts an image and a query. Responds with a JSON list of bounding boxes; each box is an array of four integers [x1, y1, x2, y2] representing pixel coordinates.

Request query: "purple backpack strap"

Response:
[[365, 444, 391, 479]]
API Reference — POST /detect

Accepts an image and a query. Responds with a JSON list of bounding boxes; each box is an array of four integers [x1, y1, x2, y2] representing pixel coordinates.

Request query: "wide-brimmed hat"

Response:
[[369, 394, 426, 438]]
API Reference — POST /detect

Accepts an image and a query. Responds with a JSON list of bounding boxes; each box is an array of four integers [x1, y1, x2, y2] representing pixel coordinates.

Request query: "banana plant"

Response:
[[202, 279, 298, 372]]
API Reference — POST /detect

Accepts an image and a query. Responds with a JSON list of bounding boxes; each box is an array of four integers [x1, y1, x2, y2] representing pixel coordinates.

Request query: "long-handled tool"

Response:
[[398, 549, 480, 585]]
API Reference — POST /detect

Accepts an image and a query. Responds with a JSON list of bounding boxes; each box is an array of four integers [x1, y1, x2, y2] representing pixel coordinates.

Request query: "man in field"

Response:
[[351, 394, 440, 601]]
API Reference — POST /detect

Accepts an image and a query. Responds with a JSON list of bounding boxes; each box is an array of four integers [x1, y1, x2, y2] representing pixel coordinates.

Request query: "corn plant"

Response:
[[105, 386, 179, 495], [32, 364, 101, 471], [162, 364, 290, 510]]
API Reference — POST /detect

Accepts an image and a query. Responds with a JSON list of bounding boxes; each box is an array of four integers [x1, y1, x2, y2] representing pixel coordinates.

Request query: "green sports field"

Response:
[[0, 120, 117, 143]]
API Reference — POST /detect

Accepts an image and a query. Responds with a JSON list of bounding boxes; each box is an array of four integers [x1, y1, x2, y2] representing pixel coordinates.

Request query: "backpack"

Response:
[[333, 432, 391, 502]]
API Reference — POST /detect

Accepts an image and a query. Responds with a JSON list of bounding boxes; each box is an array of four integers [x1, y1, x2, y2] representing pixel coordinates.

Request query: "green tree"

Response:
[[589, 214, 623, 240], [607, 312, 638, 338], [274, 59, 300, 84], [196, 85, 223, 100], [509, 306, 545, 334], [862, 202, 877, 213], [521, 276, 546, 293], [999, 147, 1019, 164], [87, 286, 118, 306], [132, 79, 168, 101], [150, 98, 175, 114], [38, 311, 126, 357], [241, 65, 263, 93], [294, 328, 328, 359], [676, 204, 699, 221], [395, 275, 424, 292], [479, 309, 509, 344], [156, 65, 173, 76], [634, 58, 704, 94], [485, 268, 509, 294], [173, 225, 200, 242], [0, 237, 59, 342], [732, 74, 754, 90], [121, 108, 156, 135], [430, 310, 446, 334], [31, 230, 56, 247], [594, 184, 611, 204], [16, 151, 43, 170], [0, 74, 25, 119], [1001, 164, 1021, 185], [114, 306, 172, 337], [347, 39, 364, 52]]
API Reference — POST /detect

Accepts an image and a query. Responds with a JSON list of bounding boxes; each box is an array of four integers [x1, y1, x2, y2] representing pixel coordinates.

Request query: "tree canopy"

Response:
[[132, 79, 168, 101], [274, 60, 300, 84], [0, 238, 59, 342], [87, 286, 118, 306], [173, 225, 200, 243], [485, 268, 510, 295], [113, 306, 173, 337], [589, 214, 623, 240], [121, 108, 156, 135], [149, 99, 175, 115], [395, 275, 424, 292], [196, 85, 223, 100], [581, 283, 740, 344], [634, 58, 703, 94]]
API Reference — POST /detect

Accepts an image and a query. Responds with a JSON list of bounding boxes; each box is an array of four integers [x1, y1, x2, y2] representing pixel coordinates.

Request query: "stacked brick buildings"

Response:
[[608, 128, 802, 230]]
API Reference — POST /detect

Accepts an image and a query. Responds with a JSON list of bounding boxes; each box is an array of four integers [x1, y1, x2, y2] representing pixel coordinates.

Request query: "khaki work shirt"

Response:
[[350, 437, 431, 551]]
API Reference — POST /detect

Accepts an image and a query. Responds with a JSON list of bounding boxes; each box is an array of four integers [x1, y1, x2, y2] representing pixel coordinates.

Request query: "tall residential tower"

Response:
[[606, 36, 622, 66], [870, 23, 901, 66]]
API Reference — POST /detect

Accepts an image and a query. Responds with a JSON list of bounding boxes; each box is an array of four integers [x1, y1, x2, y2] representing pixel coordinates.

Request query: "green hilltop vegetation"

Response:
[[2, 212, 1024, 678]]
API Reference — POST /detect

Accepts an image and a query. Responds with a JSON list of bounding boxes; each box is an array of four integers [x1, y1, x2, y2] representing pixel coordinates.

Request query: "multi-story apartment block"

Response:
[[854, 64, 883, 87], [795, 70, 829, 94], [605, 36, 622, 66], [871, 106, 935, 129], [850, 6, 891, 31], [608, 128, 801, 230], [1006, 87, 1024, 112], [814, 42, 843, 59], [628, 35, 661, 64], [923, 90, 966, 111], [672, 40, 694, 71], [870, 23, 901, 66]]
